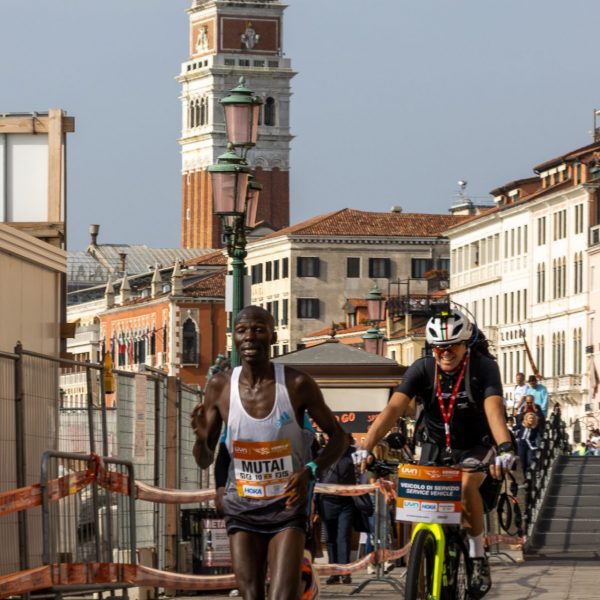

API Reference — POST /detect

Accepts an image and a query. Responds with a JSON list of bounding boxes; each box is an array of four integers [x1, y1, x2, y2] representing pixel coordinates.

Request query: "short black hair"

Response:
[[235, 305, 275, 330]]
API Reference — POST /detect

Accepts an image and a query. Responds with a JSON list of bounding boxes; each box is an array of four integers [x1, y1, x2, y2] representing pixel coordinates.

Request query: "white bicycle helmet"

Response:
[[426, 309, 473, 346]]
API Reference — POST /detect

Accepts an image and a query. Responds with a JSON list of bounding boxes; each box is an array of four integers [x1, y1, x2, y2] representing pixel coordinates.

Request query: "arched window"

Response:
[[150, 328, 156, 355], [264, 97, 276, 126], [182, 318, 198, 365], [194, 99, 201, 128], [189, 99, 196, 128], [200, 96, 207, 126]]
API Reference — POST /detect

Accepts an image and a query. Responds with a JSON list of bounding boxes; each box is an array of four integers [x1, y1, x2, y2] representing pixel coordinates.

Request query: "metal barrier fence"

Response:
[[40, 450, 137, 595], [0, 343, 211, 577]]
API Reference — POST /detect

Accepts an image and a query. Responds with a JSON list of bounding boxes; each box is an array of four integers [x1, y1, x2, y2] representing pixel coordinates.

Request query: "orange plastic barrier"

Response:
[[486, 534, 524, 546], [0, 469, 93, 517], [0, 563, 238, 598]]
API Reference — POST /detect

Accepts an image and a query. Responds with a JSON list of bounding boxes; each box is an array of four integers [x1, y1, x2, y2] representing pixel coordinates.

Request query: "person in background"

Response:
[[590, 428, 600, 456], [519, 375, 549, 417], [317, 433, 356, 585], [507, 372, 528, 417], [515, 412, 541, 472], [516, 395, 546, 433]]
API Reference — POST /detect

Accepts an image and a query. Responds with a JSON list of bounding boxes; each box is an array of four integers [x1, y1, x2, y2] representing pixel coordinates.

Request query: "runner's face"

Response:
[[432, 342, 467, 372], [233, 314, 274, 364]]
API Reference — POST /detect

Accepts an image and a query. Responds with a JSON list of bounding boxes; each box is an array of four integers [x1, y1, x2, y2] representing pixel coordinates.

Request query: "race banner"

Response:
[[396, 464, 462, 524], [232, 439, 293, 499]]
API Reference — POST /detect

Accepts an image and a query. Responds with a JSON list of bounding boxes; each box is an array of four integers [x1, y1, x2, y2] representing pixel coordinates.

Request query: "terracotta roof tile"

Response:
[[256, 209, 468, 241], [184, 270, 226, 298], [185, 250, 227, 266]]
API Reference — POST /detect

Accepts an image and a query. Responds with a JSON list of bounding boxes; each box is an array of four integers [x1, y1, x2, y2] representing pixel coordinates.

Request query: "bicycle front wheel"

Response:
[[405, 529, 437, 600]]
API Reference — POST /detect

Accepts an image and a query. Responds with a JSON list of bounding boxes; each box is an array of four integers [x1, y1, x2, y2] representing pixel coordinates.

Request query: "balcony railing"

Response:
[[545, 374, 582, 393]]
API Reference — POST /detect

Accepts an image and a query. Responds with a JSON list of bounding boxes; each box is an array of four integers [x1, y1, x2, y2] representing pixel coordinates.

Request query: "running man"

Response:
[[191, 305, 347, 600]]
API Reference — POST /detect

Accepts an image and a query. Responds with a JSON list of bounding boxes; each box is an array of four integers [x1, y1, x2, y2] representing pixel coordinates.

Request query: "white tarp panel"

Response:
[[3, 133, 49, 222]]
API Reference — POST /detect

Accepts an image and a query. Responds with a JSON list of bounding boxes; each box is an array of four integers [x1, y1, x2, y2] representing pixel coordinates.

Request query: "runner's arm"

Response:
[[292, 370, 347, 472], [191, 375, 225, 468], [284, 371, 347, 507]]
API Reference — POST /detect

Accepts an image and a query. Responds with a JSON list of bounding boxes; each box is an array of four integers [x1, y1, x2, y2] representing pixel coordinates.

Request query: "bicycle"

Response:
[[397, 461, 494, 600]]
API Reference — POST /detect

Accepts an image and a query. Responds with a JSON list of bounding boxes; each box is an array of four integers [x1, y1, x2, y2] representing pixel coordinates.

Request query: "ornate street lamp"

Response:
[[209, 79, 263, 366], [221, 77, 263, 157], [363, 283, 387, 355]]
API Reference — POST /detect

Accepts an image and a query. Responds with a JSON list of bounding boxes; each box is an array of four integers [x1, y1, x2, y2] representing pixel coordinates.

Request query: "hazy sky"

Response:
[[3, 1, 600, 250]]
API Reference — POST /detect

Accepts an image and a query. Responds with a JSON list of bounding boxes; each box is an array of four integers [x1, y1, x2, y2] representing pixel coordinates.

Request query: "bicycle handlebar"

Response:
[[368, 458, 490, 477]]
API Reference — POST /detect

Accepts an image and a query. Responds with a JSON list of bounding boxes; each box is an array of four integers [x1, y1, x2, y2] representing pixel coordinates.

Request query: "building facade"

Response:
[[178, 0, 294, 249], [446, 140, 600, 433], [244, 208, 466, 354]]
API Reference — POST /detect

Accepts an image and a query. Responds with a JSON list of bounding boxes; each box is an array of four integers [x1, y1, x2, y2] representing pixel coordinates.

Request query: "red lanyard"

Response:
[[435, 352, 469, 450]]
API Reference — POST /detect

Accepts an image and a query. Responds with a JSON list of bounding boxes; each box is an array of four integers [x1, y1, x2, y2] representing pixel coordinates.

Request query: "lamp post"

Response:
[[362, 283, 387, 355], [208, 78, 263, 367]]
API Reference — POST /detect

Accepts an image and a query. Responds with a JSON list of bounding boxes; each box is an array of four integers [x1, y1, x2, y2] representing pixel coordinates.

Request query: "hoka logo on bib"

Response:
[[276, 411, 293, 428]]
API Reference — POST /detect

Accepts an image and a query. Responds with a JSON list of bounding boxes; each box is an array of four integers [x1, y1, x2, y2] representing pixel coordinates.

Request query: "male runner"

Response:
[[191, 305, 347, 600], [361, 308, 515, 599]]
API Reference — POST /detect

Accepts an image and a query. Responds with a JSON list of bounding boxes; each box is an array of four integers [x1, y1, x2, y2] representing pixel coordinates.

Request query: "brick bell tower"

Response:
[[179, 0, 294, 249]]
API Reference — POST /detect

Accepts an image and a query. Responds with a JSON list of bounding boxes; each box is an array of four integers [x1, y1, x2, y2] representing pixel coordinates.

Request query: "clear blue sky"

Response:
[[2, 0, 599, 250]]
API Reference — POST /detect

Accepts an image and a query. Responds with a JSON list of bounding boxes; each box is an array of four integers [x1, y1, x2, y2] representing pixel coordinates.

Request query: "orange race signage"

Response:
[[396, 464, 462, 524]]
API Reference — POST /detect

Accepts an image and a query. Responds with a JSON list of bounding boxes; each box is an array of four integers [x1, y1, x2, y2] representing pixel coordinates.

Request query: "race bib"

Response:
[[232, 439, 294, 499]]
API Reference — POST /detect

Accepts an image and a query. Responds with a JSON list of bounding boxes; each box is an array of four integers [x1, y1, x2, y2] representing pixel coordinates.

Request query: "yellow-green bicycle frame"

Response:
[[410, 522, 447, 600]]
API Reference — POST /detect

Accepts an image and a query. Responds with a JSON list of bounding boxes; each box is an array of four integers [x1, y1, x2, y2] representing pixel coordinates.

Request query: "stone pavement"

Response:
[[177, 559, 598, 599]]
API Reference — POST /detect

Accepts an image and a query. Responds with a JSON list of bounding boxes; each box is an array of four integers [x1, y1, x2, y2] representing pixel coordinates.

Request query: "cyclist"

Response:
[[361, 307, 515, 599]]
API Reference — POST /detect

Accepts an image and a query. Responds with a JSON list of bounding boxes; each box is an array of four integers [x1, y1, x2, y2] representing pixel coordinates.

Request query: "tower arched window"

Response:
[[182, 317, 199, 365], [264, 97, 276, 126], [194, 99, 201, 128], [200, 96, 207, 126], [189, 99, 195, 128]]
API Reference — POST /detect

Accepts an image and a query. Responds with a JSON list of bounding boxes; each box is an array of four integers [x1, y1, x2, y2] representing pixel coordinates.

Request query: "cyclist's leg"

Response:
[[455, 446, 494, 599], [461, 470, 486, 537]]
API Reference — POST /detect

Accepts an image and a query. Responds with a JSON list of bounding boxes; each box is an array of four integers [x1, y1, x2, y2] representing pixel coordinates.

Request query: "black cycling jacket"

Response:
[[394, 351, 503, 450]]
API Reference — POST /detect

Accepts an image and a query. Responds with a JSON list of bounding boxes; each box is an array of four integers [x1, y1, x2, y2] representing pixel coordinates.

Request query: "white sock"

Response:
[[467, 533, 485, 558]]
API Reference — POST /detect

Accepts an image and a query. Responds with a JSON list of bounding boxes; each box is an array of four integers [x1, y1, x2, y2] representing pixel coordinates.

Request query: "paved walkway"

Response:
[[178, 559, 598, 599]]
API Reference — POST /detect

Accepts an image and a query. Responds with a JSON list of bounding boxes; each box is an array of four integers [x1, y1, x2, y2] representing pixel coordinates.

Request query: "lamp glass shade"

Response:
[[364, 335, 384, 355], [245, 181, 262, 228], [367, 288, 386, 322], [224, 103, 260, 147], [210, 170, 250, 215]]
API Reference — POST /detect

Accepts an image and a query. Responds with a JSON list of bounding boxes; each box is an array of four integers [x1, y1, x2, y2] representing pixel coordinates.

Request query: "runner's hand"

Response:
[[284, 468, 311, 508]]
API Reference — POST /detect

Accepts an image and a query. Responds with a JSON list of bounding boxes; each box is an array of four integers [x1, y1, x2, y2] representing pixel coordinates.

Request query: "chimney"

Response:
[[89, 224, 100, 246], [118, 252, 127, 275]]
